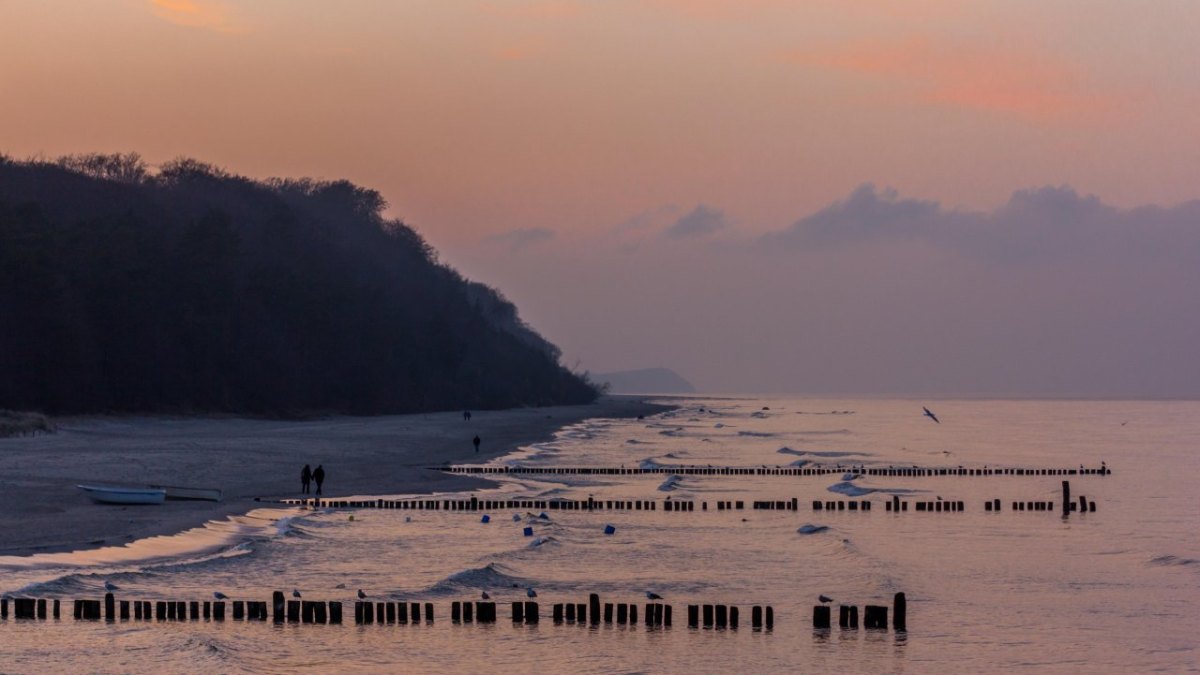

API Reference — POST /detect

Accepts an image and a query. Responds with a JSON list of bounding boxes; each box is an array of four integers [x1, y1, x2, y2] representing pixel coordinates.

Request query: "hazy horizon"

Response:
[[3, 1, 1198, 397]]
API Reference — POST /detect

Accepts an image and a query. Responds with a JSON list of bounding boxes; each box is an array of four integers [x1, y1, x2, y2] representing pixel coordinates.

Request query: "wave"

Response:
[[797, 524, 829, 535], [777, 447, 803, 455], [737, 431, 774, 437], [424, 562, 529, 596], [827, 482, 876, 497], [1149, 555, 1199, 567], [658, 475, 684, 492]]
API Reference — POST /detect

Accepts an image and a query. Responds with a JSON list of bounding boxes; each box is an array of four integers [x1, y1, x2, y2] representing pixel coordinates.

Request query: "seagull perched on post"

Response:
[[357, 589, 367, 599], [526, 587, 537, 598], [292, 589, 302, 599], [645, 591, 663, 600], [481, 591, 490, 600], [818, 595, 833, 604], [104, 581, 119, 592], [923, 407, 940, 424], [213, 592, 228, 600]]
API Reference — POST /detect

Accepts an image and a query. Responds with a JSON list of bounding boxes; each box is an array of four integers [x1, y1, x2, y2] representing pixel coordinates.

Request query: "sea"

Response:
[[1, 397, 1197, 674]]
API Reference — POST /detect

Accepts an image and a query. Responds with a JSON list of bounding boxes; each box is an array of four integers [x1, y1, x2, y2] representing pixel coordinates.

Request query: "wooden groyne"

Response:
[[436, 464, 1111, 478], [813, 593, 906, 632], [0, 592, 806, 631], [272, 493, 1097, 515]]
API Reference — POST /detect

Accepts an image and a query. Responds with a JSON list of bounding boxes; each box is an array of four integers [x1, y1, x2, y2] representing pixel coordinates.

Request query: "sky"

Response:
[[2, 1, 1199, 396]]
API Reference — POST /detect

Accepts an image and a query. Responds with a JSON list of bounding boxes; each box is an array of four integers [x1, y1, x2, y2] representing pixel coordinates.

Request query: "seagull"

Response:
[[818, 595, 833, 604], [357, 589, 367, 599], [526, 587, 537, 598], [104, 581, 119, 592], [481, 591, 490, 600], [292, 589, 302, 598], [213, 592, 228, 600], [923, 407, 940, 424], [645, 591, 663, 600]]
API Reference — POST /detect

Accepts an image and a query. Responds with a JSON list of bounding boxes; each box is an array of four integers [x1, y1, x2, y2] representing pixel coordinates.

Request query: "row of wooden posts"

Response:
[[438, 465, 1110, 478], [2, 595, 905, 632], [1, 593, 803, 631], [812, 593, 906, 631], [279, 495, 1095, 513]]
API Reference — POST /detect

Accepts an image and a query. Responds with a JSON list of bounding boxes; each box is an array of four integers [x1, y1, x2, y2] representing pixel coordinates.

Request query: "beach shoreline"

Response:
[[0, 396, 671, 559]]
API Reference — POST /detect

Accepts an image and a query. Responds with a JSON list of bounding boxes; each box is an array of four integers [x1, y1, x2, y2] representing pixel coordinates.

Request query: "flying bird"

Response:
[[818, 595, 833, 604], [103, 581, 119, 592], [526, 587, 537, 598], [213, 592, 228, 600], [923, 407, 940, 424], [292, 589, 302, 598], [357, 589, 367, 599], [645, 591, 663, 600]]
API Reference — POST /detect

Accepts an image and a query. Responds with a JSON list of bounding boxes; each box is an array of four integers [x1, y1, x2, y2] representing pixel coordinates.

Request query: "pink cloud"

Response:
[[149, 0, 245, 34], [786, 37, 1117, 123]]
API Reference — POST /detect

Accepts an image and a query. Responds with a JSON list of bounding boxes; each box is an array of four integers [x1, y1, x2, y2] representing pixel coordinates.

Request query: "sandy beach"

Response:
[[0, 396, 667, 558]]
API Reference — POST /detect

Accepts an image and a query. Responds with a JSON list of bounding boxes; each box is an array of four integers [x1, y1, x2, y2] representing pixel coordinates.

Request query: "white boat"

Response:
[[153, 485, 223, 502], [77, 485, 166, 505]]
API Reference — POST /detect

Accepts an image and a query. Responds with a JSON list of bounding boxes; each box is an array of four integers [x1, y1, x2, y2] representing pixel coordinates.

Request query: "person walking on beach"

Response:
[[301, 464, 312, 494], [473, 435, 481, 453], [313, 465, 325, 495]]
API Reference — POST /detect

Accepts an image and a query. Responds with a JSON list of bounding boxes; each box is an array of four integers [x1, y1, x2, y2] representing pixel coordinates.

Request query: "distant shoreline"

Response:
[[0, 396, 672, 560]]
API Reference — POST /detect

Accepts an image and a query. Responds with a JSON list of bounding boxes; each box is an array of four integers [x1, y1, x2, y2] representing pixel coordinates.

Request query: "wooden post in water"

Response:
[[590, 593, 601, 626], [425, 602, 434, 622], [617, 603, 628, 624], [864, 605, 888, 629], [812, 605, 831, 628], [703, 604, 714, 628], [329, 602, 342, 624], [233, 601, 245, 620], [1062, 481, 1071, 516], [893, 592, 907, 631], [523, 601, 537, 623], [511, 601, 524, 622], [273, 591, 285, 623], [715, 605, 727, 628], [688, 605, 699, 628], [553, 603, 564, 623], [752, 606, 762, 628], [214, 601, 226, 621]]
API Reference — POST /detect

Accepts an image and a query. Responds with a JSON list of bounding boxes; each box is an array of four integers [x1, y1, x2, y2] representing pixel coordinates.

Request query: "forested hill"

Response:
[[0, 154, 599, 415]]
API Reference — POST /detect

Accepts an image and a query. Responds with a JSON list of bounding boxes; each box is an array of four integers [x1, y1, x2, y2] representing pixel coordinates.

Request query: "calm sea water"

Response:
[[2, 398, 1198, 673]]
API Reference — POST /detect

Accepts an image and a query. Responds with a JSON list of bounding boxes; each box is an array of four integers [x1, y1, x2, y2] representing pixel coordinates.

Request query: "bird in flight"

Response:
[[923, 407, 940, 424], [645, 591, 663, 600]]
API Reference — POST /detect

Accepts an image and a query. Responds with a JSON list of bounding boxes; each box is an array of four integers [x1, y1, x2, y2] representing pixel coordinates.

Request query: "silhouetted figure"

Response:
[[473, 435, 481, 453], [313, 465, 325, 495], [301, 464, 312, 494], [463, 410, 472, 421]]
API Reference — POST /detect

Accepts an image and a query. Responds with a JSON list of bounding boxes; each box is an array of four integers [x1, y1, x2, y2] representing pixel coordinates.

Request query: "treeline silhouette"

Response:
[[0, 153, 599, 415]]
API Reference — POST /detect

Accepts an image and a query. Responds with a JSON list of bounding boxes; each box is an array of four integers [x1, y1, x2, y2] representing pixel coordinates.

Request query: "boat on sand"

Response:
[[76, 485, 167, 505]]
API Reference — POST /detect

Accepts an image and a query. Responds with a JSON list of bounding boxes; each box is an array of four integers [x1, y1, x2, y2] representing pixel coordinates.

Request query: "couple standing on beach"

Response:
[[301, 464, 325, 495]]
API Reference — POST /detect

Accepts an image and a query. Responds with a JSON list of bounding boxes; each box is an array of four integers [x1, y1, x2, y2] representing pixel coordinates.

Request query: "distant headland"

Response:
[[594, 368, 697, 394]]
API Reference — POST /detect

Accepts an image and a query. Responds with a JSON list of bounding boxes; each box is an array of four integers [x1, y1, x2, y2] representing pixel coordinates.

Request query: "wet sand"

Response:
[[0, 396, 666, 557]]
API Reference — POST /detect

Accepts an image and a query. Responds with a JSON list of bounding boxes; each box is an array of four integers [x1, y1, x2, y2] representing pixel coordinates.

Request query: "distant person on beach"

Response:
[[463, 410, 472, 422], [473, 435, 481, 453], [313, 465, 325, 495], [301, 464, 312, 494]]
